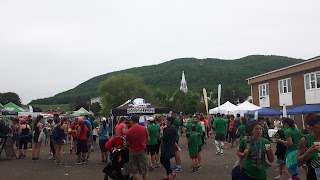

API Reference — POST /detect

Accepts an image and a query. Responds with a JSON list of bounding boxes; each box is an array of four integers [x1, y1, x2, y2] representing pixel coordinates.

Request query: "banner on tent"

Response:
[[127, 108, 155, 114]]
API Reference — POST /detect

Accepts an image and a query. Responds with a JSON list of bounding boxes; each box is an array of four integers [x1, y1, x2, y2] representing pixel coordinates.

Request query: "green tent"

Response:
[[71, 107, 93, 117], [4, 102, 28, 112]]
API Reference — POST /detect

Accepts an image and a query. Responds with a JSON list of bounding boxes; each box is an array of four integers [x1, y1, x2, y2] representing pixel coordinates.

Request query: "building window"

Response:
[[305, 72, 320, 90], [259, 83, 269, 97], [279, 78, 292, 94]]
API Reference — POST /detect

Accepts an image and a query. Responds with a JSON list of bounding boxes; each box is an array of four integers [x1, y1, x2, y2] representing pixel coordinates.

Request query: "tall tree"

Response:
[[90, 102, 102, 116], [98, 74, 152, 115], [0, 92, 22, 106]]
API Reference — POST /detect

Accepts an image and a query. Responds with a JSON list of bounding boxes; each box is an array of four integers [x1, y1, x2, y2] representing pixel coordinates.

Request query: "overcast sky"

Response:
[[1, 0, 319, 104]]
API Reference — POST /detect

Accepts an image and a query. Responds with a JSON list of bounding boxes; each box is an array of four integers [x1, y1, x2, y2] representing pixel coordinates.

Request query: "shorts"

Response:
[[93, 135, 97, 142], [234, 134, 240, 138], [277, 158, 286, 164], [215, 134, 225, 141], [77, 139, 88, 155], [19, 136, 29, 149], [57, 139, 67, 145], [190, 155, 198, 159], [128, 150, 149, 174], [155, 140, 161, 154], [37, 132, 46, 143], [99, 139, 109, 152], [33, 133, 39, 143], [73, 137, 78, 141], [229, 131, 235, 139], [198, 145, 202, 152], [186, 134, 190, 139], [146, 144, 157, 156], [12, 134, 20, 141]]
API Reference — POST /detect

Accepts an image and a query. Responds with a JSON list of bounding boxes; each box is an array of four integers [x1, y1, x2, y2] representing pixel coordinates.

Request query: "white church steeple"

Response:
[[180, 71, 188, 93]]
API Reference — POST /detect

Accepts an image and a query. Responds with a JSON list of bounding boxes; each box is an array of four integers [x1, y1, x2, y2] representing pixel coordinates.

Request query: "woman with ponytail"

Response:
[[276, 118, 302, 180], [98, 118, 109, 163], [32, 115, 44, 161], [76, 119, 88, 165]]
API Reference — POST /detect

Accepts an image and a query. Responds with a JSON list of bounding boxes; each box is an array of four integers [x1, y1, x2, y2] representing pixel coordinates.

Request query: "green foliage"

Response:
[[170, 89, 202, 115], [30, 55, 303, 105], [0, 92, 22, 106], [90, 102, 102, 116], [98, 74, 152, 116]]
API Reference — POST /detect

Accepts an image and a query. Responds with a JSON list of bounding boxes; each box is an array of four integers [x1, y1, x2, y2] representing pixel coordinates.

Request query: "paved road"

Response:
[[0, 135, 306, 180]]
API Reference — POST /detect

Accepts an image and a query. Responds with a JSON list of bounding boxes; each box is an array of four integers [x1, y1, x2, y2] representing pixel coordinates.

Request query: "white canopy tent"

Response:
[[229, 101, 261, 116], [209, 101, 237, 114]]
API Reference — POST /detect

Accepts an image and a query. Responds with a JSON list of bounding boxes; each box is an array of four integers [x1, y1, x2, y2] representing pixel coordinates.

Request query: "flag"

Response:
[[203, 88, 209, 118], [218, 84, 221, 113], [282, 104, 287, 117], [29, 105, 33, 113]]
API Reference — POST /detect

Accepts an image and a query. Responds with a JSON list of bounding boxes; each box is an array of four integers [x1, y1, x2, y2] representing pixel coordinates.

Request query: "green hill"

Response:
[[30, 55, 303, 105]]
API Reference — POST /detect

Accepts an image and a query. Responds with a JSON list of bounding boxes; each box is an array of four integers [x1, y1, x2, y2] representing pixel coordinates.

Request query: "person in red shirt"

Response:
[[229, 115, 237, 148], [76, 119, 88, 165], [70, 117, 79, 154], [126, 116, 150, 180]]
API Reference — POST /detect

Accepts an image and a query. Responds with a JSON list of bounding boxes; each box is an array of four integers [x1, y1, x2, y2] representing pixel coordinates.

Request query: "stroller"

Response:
[[103, 136, 131, 180]]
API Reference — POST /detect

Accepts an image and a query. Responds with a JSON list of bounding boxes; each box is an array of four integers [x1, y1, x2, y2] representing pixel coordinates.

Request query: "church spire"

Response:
[[180, 71, 188, 93]]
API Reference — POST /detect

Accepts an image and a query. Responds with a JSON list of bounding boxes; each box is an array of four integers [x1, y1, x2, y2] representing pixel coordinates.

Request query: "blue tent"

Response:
[[287, 105, 320, 115], [244, 108, 282, 116]]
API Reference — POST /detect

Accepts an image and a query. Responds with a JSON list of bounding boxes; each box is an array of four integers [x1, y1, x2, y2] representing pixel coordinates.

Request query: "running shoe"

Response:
[[197, 165, 201, 169], [149, 166, 156, 171], [275, 175, 282, 179], [36, 158, 41, 161], [69, 148, 72, 154], [216, 151, 220, 155], [274, 166, 279, 172], [32, 157, 36, 161], [190, 169, 198, 173], [221, 150, 224, 155], [76, 160, 82, 165], [60, 162, 68, 166], [171, 165, 178, 170], [82, 159, 87, 164], [154, 162, 160, 168], [48, 155, 54, 160], [172, 167, 182, 173], [86, 156, 90, 161], [171, 173, 177, 180]]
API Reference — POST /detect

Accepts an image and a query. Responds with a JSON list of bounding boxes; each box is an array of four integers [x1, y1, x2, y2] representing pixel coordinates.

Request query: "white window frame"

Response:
[[305, 71, 320, 90], [278, 78, 292, 94], [259, 83, 269, 97]]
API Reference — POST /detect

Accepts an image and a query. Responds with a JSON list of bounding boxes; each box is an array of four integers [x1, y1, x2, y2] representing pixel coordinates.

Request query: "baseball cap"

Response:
[[101, 117, 107, 121], [79, 119, 84, 124], [147, 117, 154, 121], [20, 118, 26, 123]]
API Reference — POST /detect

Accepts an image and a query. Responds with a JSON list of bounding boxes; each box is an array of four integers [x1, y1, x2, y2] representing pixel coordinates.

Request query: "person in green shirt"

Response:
[[27, 117, 34, 150], [276, 118, 302, 179], [188, 126, 199, 173], [188, 114, 195, 125], [184, 118, 193, 140], [237, 122, 274, 180], [171, 111, 182, 172], [224, 115, 231, 143], [154, 117, 162, 167], [213, 113, 227, 155], [146, 117, 158, 170], [194, 116, 203, 169], [236, 117, 247, 143]]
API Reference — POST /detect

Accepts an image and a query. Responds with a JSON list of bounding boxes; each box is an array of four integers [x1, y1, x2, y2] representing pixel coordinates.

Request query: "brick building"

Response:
[[247, 56, 320, 129]]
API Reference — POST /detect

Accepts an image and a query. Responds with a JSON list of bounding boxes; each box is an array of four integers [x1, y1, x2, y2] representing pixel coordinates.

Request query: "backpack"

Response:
[[0, 122, 10, 135], [52, 125, 61, 141]]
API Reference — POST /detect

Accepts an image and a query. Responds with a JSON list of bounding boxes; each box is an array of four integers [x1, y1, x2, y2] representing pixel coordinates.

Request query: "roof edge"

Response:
[[247, 56, 320, 82]]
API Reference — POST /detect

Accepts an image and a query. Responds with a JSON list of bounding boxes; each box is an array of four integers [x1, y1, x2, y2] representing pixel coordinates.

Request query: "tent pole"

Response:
[[111, 115, 114, 137], [302, 114, 305, 129]]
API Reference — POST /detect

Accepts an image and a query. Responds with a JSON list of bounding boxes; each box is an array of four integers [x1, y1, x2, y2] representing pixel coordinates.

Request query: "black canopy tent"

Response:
[[111, 95, 170, 116], [0, 106, 18, 116]]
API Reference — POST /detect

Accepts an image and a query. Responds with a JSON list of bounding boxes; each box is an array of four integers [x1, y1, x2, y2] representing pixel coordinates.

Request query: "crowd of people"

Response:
[[1, 111, 320, 180]]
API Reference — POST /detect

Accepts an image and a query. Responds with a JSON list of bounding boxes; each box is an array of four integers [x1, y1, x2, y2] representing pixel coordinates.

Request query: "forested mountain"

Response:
[[30, 55, 303, 105]]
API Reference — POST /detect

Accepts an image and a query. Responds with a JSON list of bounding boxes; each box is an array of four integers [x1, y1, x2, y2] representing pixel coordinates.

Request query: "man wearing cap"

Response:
[[126, 116, 150, 180], [171, 111, 182, 172], [146, 117, 158, 170]]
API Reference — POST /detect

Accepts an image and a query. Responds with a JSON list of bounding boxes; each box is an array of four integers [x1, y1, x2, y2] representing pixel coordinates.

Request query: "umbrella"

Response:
[[287, 105, 320, 115], [244, 108, 283, 116]]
